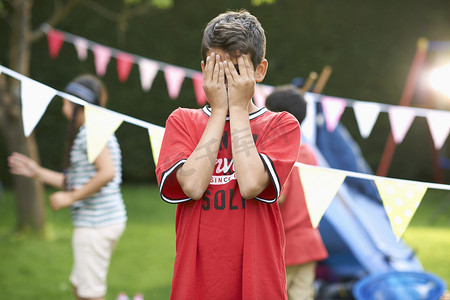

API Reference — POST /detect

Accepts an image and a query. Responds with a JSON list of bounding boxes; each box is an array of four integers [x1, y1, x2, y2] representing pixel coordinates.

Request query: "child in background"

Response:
[[266, 85, 328, 300], [155, 10, 301, 300], [8, 74, 126, 300]]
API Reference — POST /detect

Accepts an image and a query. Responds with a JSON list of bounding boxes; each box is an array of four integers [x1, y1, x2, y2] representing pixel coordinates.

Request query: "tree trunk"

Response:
[[0, 0, 46, 234]]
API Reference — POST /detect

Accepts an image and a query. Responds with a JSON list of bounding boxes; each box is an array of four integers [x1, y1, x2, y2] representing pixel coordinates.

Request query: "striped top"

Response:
[[66, 125, 127, 228]]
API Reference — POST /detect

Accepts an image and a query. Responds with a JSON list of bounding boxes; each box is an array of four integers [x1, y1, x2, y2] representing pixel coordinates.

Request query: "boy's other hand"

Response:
[[203, 52, 228, 112], [224, 54, 255, 110]]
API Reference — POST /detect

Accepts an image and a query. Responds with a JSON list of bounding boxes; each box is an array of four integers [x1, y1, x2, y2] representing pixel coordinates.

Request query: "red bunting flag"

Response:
[[47, 29, 65, 59], [116, 52, 134, 83], [192, 73, 206, 106]]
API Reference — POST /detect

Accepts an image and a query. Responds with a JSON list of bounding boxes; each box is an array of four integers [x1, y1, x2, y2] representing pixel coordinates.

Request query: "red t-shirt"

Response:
[[279, 143, 328, 266], [156, 106, 301, 300]]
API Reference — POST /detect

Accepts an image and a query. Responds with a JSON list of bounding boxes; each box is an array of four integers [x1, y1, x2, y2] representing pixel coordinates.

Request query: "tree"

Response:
[[0, 0, 173, 235]]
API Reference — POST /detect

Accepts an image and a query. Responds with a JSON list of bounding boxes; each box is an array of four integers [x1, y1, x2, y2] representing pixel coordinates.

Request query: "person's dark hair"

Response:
[[201, 9, 266, 70], [265, 85, 307, 124], [63, 75, 107, 185]]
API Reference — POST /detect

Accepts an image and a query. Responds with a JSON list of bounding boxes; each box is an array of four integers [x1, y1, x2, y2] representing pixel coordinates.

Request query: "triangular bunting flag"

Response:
[[321, 96, 347, 132], [116, 52, 134, 83], [73, 37, 88, 61], [148, 126, 165, 166], [84, 105, 123, 163], [20, 78, 57, 137], [138, 59, 159, 92], [302, 93, 318, 143], [375, 179, 427, 239], [426, 110, 450, 150], [253, 84, 274, 108], [164, 65, 186, 99], [92, 44, 112, 77], [192, 73, 207, 106], [353, 101, 381, 138], [299, 165, 346, 227], [388, 106, 415, 144], [47, 29, 65, 59]]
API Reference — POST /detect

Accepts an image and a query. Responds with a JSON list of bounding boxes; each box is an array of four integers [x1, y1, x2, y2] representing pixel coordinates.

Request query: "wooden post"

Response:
[[376, 38, 429, 177], [313, 65, 332, 94], [300, 71, 318, 94]]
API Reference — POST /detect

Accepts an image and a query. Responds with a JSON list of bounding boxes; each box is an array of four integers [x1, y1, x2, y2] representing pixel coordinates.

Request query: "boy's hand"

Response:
[[49, 191, 75, 211], [203, 52, 228, 111], [224, 54, 255, 110]]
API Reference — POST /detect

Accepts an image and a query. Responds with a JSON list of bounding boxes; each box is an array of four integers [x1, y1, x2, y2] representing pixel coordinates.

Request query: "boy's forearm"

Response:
[[229, 107, 269, 199], [177, 108, 227, 200]]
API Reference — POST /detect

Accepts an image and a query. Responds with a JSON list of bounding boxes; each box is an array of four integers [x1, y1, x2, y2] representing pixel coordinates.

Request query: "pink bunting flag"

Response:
[[138, 59, 159, 92], [426, 111, 450, 150], [192, 73, 207, 106], [46, 29, 65, 59], [73, 37, 89, 61], [116, 53, 134, 83], [388, 106, 415, 144], [164, 65, 186, 99], [253, 84, 274, 108], [92, 44, 112, 77], [321, 96, 347, 132]]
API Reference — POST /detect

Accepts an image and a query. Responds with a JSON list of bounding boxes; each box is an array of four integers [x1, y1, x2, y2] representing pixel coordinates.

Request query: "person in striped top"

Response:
[[8, 74, 126, 300]]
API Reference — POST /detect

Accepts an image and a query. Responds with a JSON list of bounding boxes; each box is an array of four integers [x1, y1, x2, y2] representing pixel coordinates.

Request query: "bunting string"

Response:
[[42, 25, 450, 147], [40, 23, 200, 78], [0, 65, 163, 132], [1, 64, 450, 238], [294, 162, 450, 191]]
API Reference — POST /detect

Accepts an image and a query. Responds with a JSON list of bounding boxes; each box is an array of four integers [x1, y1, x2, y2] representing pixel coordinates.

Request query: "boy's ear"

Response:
[[255, 59, 268, 83], [201, 60, 205, 73]]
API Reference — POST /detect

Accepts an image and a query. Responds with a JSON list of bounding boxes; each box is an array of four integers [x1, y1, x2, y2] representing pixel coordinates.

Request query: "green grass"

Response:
[[0, 185, 449, 299], [0, 184, 176, 300]]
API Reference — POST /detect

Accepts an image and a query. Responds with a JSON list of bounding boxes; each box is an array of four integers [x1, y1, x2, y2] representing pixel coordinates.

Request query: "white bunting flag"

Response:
[[426, 110, 450, 150], [148, 126, 165, 166], [375, 179, 427, 239], [388, 106, 415, 144], [321, 96, 347, 132], [20, 78, 57, 137], [139, 59, 159, 92], [353, 101, 381, 139], [73, 37, 89, 61], [299, 165, 346, 228], [164, 65, 186, 99], [84, 105, 123, 163]]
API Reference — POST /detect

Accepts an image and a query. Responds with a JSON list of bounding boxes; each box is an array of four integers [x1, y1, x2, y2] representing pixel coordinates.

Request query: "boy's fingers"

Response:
[[218, 61, 225, 84], [204, 53, 215, 81], [224, 60, 233, 81], [237, 55, 247, 77], [212, 54, 221, 83], [243, 55, 253, 78], [225, 57, 238, 80]]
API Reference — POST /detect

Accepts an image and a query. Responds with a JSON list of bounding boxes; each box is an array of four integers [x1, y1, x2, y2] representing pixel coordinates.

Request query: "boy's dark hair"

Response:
[[201, 10, 266, 70], [265, 85, 307, 124]]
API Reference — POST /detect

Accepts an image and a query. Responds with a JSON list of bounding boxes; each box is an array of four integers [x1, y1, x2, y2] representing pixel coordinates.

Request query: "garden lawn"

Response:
[[0, 184, 176, 300], [0, 185, 449, 299]]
